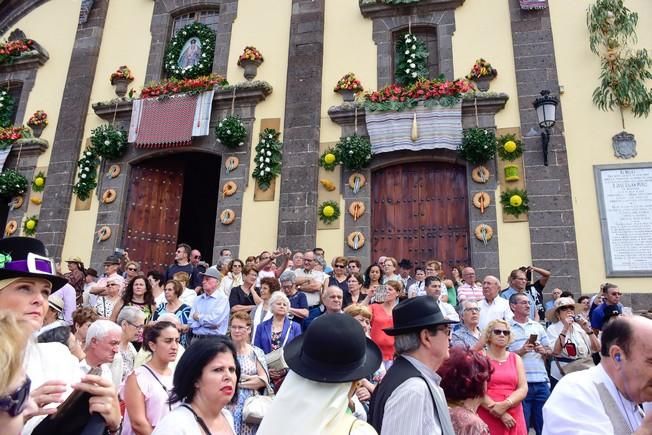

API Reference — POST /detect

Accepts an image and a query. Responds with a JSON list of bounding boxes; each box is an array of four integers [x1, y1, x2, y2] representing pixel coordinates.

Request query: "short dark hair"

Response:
[[169, 336, 240, 405], [219, 248, 231, 256], [143, 321, 177, 353], [602, 283, 618, 294], [147, 270, 164, 286], [72, 307, 99, 332], [38, 325, 72, 346], [578, 295, 590, 304], [424, 276, 441, 287], [86, 267, 98, 278], [177, 243, 191, 256], [260, 277, 280, 293], [509, 292, 528, 306], [347, 258, 361, 269], [437, 346, 493, 401], [600, 317, 633, 357], [347, 272, 364, 286], [165, 280, 184, 297], [560, 291, 574, 299]]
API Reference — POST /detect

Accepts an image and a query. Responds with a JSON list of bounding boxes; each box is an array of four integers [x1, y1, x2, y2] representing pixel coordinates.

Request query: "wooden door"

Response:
[[371, 162, 469, 274], [123, 159, 184, 271]]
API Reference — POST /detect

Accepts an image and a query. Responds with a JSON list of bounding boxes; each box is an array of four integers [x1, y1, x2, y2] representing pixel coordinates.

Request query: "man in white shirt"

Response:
[[294, 251, 328, 329], [81, 319, 122, 384], [543, 316, 652, 434], [479, 275, 513, 331], [424, 276, 459, 322]]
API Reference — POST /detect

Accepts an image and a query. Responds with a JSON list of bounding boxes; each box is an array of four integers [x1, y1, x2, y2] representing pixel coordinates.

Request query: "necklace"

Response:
[[487, 349, 509, 365]]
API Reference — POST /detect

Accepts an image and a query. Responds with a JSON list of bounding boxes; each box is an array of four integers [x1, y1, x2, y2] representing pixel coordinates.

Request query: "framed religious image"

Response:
[[178, 37, 202, 70], [594, 163, 652, 276], [164, 22, 215, 79]]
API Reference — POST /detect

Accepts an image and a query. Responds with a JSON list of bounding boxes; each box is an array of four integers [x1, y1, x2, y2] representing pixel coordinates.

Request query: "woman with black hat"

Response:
[[257, 313, 382, 435], [63, 257, 86, 306]]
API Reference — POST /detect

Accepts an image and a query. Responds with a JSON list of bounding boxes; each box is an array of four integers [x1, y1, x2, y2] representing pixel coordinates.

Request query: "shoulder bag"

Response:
[[243, 349, 274, 424], [264, 323, 292, 371]]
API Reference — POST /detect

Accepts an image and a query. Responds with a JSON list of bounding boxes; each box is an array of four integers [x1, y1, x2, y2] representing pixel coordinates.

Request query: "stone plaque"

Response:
[[595, 164, 652, 276]]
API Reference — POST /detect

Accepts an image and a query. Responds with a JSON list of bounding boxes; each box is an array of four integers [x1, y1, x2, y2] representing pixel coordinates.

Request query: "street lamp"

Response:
[[532, 90, 558, 166]]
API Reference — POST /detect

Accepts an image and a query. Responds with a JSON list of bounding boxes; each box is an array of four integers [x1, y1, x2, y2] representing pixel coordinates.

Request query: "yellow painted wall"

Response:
[[318, 0, 377, 258], [231, 0, 292, 257], [454, 0, 531, 282], [550, 0, 652, 293]]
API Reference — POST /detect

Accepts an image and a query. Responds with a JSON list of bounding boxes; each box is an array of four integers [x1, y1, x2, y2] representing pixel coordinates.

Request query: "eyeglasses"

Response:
[[193, 255, 201, 259], [0, 376, 31, 417], [515, 301, 531, 305], [433, 325, 452, 335], [493, 329, 511, 336], [609, 292, 622, 296], [127, 267, 137, 272], [334, 264, 346, 268], [107, 283, 120, 287], [230, 326, 249, 331], [232, 264, 242, 268], [463, 307, 480, 313], [126, 321, 145, 330]]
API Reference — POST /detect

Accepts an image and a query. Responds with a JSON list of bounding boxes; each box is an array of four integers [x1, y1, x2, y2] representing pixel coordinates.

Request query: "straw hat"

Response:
[[545, 297, 583, 322]]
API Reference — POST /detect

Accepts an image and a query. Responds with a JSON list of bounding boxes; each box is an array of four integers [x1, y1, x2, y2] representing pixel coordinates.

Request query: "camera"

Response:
[[573, 315, 582, 322]]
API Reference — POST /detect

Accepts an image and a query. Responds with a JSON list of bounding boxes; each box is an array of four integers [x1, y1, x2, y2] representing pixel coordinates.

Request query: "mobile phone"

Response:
[[527, 334, 538, 345], [114, 248, 125, 256], [374, 285, 388, 303]]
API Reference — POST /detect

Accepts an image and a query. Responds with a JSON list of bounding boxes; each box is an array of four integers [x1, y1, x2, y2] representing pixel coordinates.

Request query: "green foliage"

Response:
[[252, 129, 283, 191], [495, 134, 524, 162], [319, 148, 339, 171], [457, 128, 497, 164], [334, 135, 372, 171], [215, 115, 247, 149], [0, 90, 14, 128], [318, 200, 341, 224], [0, 169, 28, 198], [500, 188, 529, 217], [164, 22, 216, 80], [23, 216, 38, 236], [587, 0, 652, 118], [395, 33, 429, 86], [73, 148, 100, 201], [31, 171, 46, 192], [90, 124, 128, 159]]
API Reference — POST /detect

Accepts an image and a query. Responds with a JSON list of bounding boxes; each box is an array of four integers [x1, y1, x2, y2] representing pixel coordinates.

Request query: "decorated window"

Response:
[[172, 10, 219, 35], [391, 27, 439, 84]]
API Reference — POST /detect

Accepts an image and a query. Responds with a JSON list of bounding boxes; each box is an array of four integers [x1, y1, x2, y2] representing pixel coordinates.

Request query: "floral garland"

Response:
[[457, 128, 497, 165], [496, 134, 524, 161], [238, 46, 264, 65], [0, 169, 28, 198], [110, 65, 134, 84], [334, 135, 372, 171], [140, 74, 225, 99], [334, 73, 364, 93], [252, 128, 283, 191], [215, 115, 247, 148], [395, 33, 429, 86], [23, 215, 38, 236], [90, 124, 128, 159], [364, 78, 472, 112], [0, 39, 35, 65], [500, 188, 529, 217], [319, 148, 339, 171], [164, 22, 216, 80], [0, 126, 27, 150], [466, 58, 498, 80], [73, 148, 100, 201], [318, 200, 340, 224], [27, 110, 47, 128], [0, 90, 15, 128], [31, 171, 46, 192]]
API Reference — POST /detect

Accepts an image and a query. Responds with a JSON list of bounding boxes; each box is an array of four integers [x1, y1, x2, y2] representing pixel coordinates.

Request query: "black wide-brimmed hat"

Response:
[[284, 313, 382, 383], [383, 295, 458, 336], [0, 237, 67, 290]]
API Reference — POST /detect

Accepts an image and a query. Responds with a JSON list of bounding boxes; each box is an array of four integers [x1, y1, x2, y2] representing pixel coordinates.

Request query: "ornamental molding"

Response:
[[359, 0, 465, 19]]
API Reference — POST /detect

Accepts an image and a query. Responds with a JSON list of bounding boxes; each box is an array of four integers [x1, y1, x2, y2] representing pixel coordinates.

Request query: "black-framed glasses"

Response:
[[334, 264, 346, 268], [493, 329, 511, 336], [463, 307, 480, 313], [0, 376, 31, 417], [127, 267, 137, 272], [126, 320, 145, 330]]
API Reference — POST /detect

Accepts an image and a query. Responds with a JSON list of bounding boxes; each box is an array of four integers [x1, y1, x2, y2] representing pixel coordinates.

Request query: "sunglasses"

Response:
[[0, 376, 31, 417], [334, 264, 346, 268], [127, 268, 137, 272], [493, 329, 511, 336]]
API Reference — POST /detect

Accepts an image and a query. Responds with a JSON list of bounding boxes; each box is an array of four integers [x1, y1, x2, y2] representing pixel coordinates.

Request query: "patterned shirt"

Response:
[[451, 324, 481, 349]]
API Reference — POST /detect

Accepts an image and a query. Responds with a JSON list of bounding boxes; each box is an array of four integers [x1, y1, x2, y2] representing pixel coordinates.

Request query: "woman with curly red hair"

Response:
[[438, 346, 493, 435]]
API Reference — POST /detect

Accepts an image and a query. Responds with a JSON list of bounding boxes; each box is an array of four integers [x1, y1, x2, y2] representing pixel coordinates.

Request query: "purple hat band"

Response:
[[4, 259, 55, 275]]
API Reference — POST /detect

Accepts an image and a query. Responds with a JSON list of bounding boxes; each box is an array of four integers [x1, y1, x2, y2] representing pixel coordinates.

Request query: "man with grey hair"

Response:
[[479, 275, 513, 331], [291, 251, 304, 271], [81, 319, 122, 382], [322, 286, 344, 314], [294, 250, 328, 329], [368, 296, 458, 435], [280, 270, 309, 330]]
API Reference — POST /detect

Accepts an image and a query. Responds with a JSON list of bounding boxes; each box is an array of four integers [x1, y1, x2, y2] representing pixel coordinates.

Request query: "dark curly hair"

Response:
[[437, 346, 493, 402], [260, 277, 280, 294], [363, 264, 384, 288], [122, 275, 156, 307]]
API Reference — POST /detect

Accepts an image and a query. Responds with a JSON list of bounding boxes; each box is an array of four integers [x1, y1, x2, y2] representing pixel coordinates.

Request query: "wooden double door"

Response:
[[371, 162, 469, 273]]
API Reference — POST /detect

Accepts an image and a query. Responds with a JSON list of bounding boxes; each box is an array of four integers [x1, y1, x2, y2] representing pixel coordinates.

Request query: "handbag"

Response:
[[264, 324, 292, 371], [243, 351, 274, 425]]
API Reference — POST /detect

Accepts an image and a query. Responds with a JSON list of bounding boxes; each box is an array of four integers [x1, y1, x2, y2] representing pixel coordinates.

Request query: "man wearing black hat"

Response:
[[368, 296, 457, 435], [397, 259, 415, 290]]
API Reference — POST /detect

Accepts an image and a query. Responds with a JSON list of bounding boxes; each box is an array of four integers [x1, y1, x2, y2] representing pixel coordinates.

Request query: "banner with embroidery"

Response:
[[134, 94, 198, 149]]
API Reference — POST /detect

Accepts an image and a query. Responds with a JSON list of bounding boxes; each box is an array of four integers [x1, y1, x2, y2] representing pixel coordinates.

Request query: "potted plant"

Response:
[[90, 124, 128, 159], [466, 58, 498, 92], [457, 128, 497, 164], [26, 110, 48, 138], [237, 46, 264, 81], [110, 66, 134, 98], [334, 73, 364, 103], [215, 115, 247, 148], [334, 135, 372, 170], [0, 126, 27, 150], [0, 169, 28, 198]]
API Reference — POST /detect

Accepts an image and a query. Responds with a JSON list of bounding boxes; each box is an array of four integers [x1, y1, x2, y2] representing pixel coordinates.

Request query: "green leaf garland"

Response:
[[90, 124, 127, 160], [73, 147, 100, 201], [31, 171, 46, 192], [395, 33, 429, 86], [500, 188, 529, 217], [318, 200, 340, 224], [496, 134, 524, 161], [23, 215, 38, 236], [334, 135, 372, 171], [319, 148, 339, 171], [0, 169, 28, 198], [164, 22, 216, 80], [457, 128, 497, 165], [215, 115, 247, 148], [252, 128, 283, 191], [0, 90, 14, 128]]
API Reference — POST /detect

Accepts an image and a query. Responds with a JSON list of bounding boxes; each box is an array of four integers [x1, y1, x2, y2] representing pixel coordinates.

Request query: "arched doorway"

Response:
[[122, 152, 221, 270], [371, 161, 469, 274]]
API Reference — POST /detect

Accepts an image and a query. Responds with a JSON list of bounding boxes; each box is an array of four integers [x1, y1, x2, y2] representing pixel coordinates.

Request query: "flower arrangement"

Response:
[[215, 115, 247, 148], [164, 22, 216, 79], [334, 73, 364, 94], [334, 135, 372, 171], [0, 126, 27, 150], [90, 124, 128, 159], [500, 188, 529, 217], [0, 90, 15, 128], [466, 58, 498, 80], [140, 74, 225, 99], [0, 39, 35, 65], [395, 33, 429, 86], [319, 148, 339, 171], [0, 169, 28, 198], [457, 128, 497, 164], [73, 148, 100, 201], [31, 171, 46, 192], [23, 215, 38, 236], [238, 46, 264, 66], [252, 128, 282, 191], [318, 200, 340, 224], [27, 110, 47, 127], [110, 66, 134, 84], [364, 78, 472, 112], [496, 133, 524, 161]]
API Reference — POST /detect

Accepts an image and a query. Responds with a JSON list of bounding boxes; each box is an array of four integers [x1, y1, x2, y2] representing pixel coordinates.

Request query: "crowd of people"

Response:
[[0, 236, 651, 435]]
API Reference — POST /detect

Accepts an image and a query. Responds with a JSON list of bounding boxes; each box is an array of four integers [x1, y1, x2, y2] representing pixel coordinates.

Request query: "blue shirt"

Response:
[[508, 318, 550, 383], [189, 290, 230, 335], [451, 324, 481, 349], [501, 287, 537, 320], [590, 303, 623, 330]]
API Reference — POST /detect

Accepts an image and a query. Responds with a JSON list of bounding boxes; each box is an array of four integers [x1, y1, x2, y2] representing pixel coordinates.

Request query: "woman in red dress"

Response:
[[364, 280, 401, 369], [478, 319, 528, 435]]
